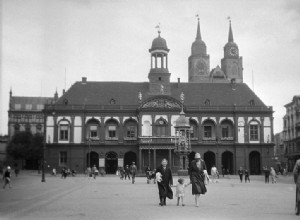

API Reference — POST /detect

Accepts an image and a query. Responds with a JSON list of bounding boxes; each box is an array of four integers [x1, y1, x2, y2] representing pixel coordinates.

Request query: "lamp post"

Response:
[[148, 136, 151, 168], [41, 110, 46, 182], [88, 136, 91, 168]]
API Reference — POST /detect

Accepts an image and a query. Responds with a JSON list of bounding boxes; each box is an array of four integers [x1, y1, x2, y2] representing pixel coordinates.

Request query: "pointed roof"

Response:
[[228, 20, 234, 42], [196, 19, 202, 40], [191, 18, 207, 56]]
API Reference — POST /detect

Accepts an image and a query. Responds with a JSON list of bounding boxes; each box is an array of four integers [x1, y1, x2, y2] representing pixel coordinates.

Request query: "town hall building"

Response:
[[43, 20, 274, 175]]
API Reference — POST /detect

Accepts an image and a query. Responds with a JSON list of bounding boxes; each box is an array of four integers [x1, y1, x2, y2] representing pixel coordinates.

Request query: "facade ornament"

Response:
[[138, 92, 142, 103], [160, 84, 164, 94], [180, 92, 185, 103]]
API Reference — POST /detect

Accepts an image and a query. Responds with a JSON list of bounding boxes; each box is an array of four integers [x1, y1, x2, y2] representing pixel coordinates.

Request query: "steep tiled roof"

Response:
[[56, 81, 267, 107], [10, 96, 54, 110]]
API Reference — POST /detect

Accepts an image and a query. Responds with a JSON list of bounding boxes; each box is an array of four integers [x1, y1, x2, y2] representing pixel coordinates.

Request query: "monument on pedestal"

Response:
[[174, 93, 191, 176]]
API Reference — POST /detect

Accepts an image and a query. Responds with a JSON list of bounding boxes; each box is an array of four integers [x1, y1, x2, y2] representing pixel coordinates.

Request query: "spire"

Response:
[[228, 19, 234, 42], [196, 16, 202, 40]]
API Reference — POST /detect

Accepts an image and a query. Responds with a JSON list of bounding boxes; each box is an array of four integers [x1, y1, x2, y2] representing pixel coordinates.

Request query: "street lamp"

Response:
[[148, 136, 152, 168], [88, 136, 91, 168], [41, 110, 46, 182]]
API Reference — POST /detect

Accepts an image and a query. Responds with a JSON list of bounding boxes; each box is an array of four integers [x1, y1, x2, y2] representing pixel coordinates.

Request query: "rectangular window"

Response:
[[204, 126, 212, 138], [14, 104, 21, 110], [60, 125, 69, 141], [25, 104, 32, 110], [59, 151, 67, 166], [90, 125, 98, 138], [108, 126, 116, 138], [222, 126, 229, 138], [250, 125, 259, 141], [157, 126, 166, 137], [127, 126, 136, 138], [37, 104, 44, 110]]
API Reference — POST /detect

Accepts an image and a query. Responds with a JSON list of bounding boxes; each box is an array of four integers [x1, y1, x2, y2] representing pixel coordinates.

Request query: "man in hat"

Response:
[[3, 166, 12, 189], [156, 158, 173, 206], [130, 162, 137, 184]]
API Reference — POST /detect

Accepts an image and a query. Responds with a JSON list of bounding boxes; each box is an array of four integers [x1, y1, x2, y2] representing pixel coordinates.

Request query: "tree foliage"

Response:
[[7, 131, 44, 161]]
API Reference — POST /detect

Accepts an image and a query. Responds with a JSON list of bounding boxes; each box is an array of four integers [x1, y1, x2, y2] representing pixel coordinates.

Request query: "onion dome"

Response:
[[149, 31, 169, 52], [191, 19, 207, 56], [175, 109, 190, 128]]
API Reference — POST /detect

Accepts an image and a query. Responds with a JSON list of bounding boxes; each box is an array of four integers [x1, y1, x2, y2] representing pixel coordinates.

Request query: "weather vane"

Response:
[[227, 16, 231, 23], [195, 14, 200, 21], [155, 22, 161, 34]]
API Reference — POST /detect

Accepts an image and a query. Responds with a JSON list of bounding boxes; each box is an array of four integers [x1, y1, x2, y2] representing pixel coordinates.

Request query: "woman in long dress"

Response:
[[189, 152, 207, 207], [293, 159, 300, 215]]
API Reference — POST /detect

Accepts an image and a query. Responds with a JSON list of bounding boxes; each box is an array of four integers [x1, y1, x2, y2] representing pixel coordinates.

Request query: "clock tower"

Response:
[[188, 18, 210, 83], [221, 20, 243, 83]]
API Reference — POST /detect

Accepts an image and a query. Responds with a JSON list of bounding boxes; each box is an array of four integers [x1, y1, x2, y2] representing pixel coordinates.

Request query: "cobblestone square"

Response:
[[0, 173, 298, 220]]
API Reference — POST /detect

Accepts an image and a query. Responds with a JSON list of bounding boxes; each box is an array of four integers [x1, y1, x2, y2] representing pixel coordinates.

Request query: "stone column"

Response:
[[153, 149, 156, 169], [70, 115, 75, 143], [119, 116, 124, 144], [53, 115, 58, 143], [168, 149, 172, 169], [139, 148, 142, 172]]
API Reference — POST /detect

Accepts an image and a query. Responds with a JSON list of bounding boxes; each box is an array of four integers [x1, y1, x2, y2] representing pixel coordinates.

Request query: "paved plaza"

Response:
[[0, 172, 299, 220]]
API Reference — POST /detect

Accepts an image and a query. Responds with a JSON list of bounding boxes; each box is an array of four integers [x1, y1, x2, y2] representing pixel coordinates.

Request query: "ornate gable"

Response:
[[139, 96, 182, 111]]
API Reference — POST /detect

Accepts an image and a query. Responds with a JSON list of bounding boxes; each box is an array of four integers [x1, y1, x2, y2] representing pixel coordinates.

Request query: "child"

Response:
[[175, 178, 190, 206]]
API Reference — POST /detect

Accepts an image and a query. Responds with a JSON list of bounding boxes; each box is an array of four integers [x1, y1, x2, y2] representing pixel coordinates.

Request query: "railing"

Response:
[[139, 136, 176, 144]]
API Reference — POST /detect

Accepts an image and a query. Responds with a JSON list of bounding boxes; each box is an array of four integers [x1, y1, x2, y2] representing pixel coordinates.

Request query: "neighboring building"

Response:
[[44, 20, 274, 175], [0, 135, 8, 170], [274, 132, 286, 171], [283, 95, 300, 171], [8, 90, 57, 139]]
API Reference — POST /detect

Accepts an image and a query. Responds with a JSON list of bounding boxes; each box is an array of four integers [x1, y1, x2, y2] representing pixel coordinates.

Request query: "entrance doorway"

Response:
[[105, 151, 118, 174], [124, 151, 137, 168], [86, 151, 99, 168], [249, 151, 261, 175], [204, 151, 215, 175], [222, 151, 233, 174]]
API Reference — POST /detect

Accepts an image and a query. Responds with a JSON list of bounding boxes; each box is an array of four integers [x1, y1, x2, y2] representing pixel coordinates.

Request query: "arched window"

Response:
[[105, 119, 118, 139], [124, 119, 137, 139], [143, 121, 151, 136], [202, 119, 216, 140], [220, 119, 234, 139], [86, 118, 100, 140], [155, 118, 168, 137], [59, 120, 70, 141], [189, 120, 198, 139]]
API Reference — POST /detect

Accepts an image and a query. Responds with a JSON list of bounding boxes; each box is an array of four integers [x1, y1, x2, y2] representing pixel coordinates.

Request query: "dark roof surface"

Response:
[[56, 81, 267, 107], [10, 96, 54, 110]]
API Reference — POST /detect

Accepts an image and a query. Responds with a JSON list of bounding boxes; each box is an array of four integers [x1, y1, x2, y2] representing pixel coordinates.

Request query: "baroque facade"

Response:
[[44, 20, 274, 175]]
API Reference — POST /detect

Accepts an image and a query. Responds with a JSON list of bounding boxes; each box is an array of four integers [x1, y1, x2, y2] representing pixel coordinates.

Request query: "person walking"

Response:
[[124, 165, 130, 180], [156, 158, 173, 206], [130, 162, 137, 184], [3, 166, 12, 189], [238, 167, 244, 183], [210, 165, 219, 183], [92, 165, 97, 179], [175, 178, 190, 206], [270, 167, 277, 183], [264, 166, 270, 184], [189, 153, 207, 207], [244, 169, 250, 183], [293, 159, 300, 215]]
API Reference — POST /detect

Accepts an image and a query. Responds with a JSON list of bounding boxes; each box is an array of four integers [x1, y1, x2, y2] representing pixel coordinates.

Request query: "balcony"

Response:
[[139, 136, 176, 144]]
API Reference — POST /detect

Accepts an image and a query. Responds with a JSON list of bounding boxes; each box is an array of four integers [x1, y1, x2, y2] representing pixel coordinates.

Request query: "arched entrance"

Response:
[[222, 151, 233, 174], [204, 151, 215, 175], [249, 151, 261, 175], [124, 151, 137, 168], [86, 151, 99, 168], [105, 151, 118, 174]]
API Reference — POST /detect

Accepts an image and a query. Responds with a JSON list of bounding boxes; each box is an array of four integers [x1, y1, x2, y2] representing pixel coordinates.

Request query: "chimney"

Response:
[[82, 77, 87, 84], [63, 89, 65, 94], [177, 78, 180, 87]]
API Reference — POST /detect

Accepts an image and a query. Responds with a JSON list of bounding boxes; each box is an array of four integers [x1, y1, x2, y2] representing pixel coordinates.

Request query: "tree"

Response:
[[6, 131, 44, 169]]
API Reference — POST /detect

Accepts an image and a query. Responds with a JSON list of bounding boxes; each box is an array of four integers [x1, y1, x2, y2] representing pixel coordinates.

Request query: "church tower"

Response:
[[221, 20, 243, 83], [148, 29, 171, 95], [188, 17, 210, 83]]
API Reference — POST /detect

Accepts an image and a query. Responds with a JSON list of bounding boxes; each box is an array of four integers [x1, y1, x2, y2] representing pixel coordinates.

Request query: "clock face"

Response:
[[229, 47, 238, 56], [195, 61, 206, 75]]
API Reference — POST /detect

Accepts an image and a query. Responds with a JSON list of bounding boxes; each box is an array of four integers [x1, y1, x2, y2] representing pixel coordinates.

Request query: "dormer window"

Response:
[[249, 100, 255, 106], [110, 99, 116, 105], [63, 99, 69, 105], [204, 99, 210, 106], [159, 77, 162, 81]]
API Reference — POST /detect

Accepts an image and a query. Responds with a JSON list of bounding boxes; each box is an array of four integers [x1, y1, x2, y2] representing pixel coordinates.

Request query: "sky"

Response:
[[1, 0, 300, 135]]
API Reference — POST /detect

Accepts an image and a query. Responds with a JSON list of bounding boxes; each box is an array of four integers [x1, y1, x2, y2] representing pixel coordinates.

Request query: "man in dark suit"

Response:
[[156, 158, 173, 206]]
